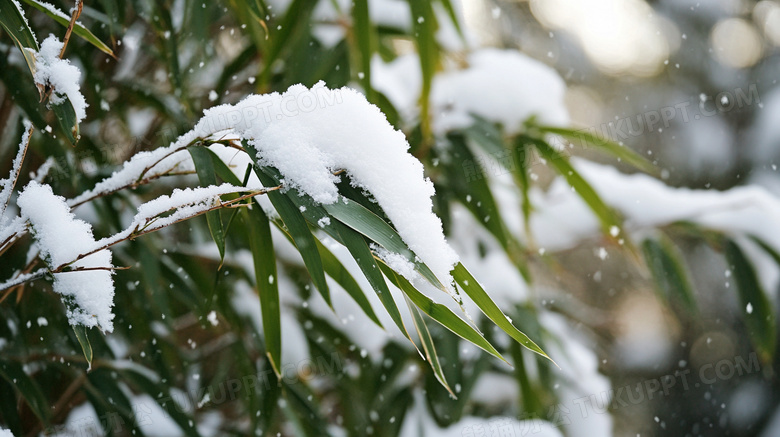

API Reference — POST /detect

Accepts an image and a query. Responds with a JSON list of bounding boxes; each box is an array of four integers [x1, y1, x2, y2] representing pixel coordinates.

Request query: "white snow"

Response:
[[373, 48, 569, 134], [206, 310, 218, 326], [170, 82, 459, 289], [17, 182, 115, 331], [33, 35, 88, 124], [432, 49, 569, 134], [0, 428, 11, 437]]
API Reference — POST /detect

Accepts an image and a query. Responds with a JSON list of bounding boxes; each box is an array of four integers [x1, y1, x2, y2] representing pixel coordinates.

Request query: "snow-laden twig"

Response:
[[54, 184, 275, 272], [0, 268, 48, 295], [0, 121, 33, 223]]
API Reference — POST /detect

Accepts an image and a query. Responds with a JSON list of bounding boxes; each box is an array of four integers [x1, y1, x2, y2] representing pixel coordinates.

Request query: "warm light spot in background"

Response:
[[710, 18, 764, 68], [753, 0, 780, 46], [527, 0, 674, 76]]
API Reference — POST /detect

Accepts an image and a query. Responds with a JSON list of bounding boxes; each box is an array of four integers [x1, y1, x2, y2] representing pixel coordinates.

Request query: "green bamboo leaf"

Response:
[[724, 239, 776, 363], [315, 238, 383, 327], [379, 262, 507, 364], [750, 235, 780, 267], [509, 341, 544, 417], [259, 0, 317, 85], [245, 0, 268, 20], [51, 97, 80, 145], [351, 0, 373, 102], [335, 223, 416, 348], [188, 147, 226, 262], [406, 0, 438, 138], [72, 325, 93, 370], [642, 237, 697, 314], [0, 378, 21, 435], [451, 263, 553, 364], [534, 125, 657, 175], [437, 0, 464, 38], [447, 133, 510, 249], [404, 294, 454, 397], [271, 213, 384, 328], [323, 196, 447, 292], [20, 0, 114, 56], [527, 136, 622, 235], [463, 115, 505, 157], [282, 383, 333, 437], [244, 206, 282, 376], [0, 0, 38, 77], [252, 165, 331, 306], [0, 360, 49, 426], [510, 136, 534, 236]]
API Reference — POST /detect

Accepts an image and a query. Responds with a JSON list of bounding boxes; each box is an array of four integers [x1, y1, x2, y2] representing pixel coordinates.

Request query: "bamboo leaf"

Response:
[[335, 223, 416, 348], [451, 263, 553, 364], [51, 97, 80, 145], [244, 206, 282, 376], [72, 325, 94, 370], [188, 147, 226, 262], [406, 0, 438, 138], [252, 165, 331, 306], [404, 294, 454, 397], [315, 238, 383, 327], [0, 360, 49, 426], [534, 125, 657, 175], [724, 239, 776, 363], [379, 262, 507, 364], [20, 0, 115, 56], [528, 136, 622, 235], [0, 0, 38, 77], [447, 133, 510, 248], [642, 237, 697, 314], [323, 196, 447, 292], [351, 0, 374, 102]]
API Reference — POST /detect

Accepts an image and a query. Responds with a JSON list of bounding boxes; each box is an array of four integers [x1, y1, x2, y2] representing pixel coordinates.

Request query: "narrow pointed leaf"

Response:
[[20, 0, 114, 56], [188, 147, 226, 261], [0, 360, 49, 426], [335, 223, 416, 347], [0, 0, 38, 77], [73, 325, 93, 369], [528, 136, 621, 234], [447, 133, 509, 248], [642, 237, 697, 314], [250, 162, 331, 306], [452, 262, 553, 364], [51, 97, 80, 145], [351, 0, 373, 102], [244, 206, 282, 376], [379, 262, 507, 364], [535, 125, 657, 175], [316, 238, 383, 327], [323, 196, 446, 291], [407, 0, 438, 138], [404, 294, 454, 397], [724, 239, 776, 363]]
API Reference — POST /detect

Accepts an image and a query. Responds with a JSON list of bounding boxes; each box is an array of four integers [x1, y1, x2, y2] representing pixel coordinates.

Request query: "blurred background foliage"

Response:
[[1, 0, 780, 436]]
